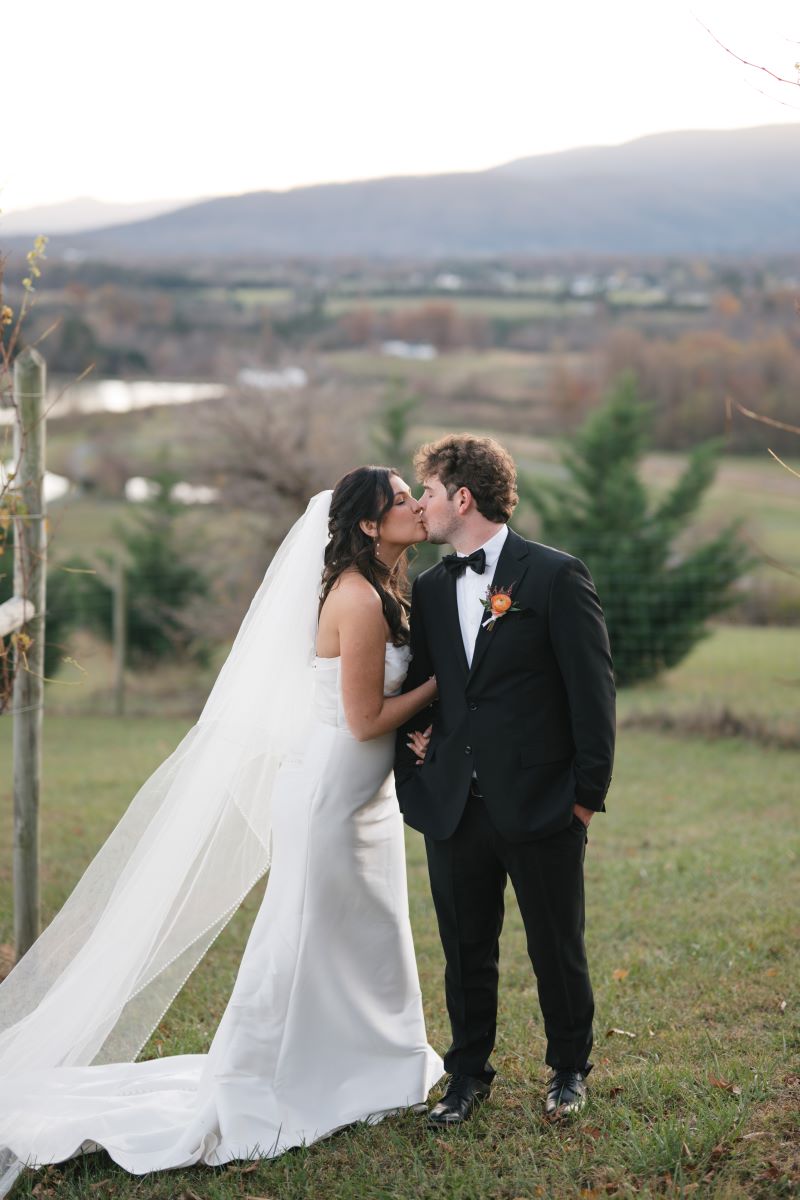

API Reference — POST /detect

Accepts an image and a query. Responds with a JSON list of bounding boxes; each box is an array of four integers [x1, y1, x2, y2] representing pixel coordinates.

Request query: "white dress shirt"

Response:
[[455, 524, 508, 667]]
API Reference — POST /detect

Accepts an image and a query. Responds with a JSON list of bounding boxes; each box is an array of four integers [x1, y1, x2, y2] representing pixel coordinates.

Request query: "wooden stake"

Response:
[[12, 347, 46, 958]]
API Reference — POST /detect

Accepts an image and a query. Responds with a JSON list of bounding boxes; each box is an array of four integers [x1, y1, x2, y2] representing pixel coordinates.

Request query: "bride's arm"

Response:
[[338, 578, 437, 742]]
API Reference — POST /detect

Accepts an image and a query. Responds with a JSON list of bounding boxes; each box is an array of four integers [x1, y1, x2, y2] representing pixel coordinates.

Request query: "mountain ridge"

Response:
[[4, 125, 799, 258], [0, 196, 199, 237]]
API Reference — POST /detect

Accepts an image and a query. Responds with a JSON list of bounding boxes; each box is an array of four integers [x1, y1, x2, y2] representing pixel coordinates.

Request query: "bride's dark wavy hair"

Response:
[[320, 466, 411, 646]]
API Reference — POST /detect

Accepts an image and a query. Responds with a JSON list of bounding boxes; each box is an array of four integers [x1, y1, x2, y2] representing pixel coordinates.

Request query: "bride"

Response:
[[0, 466, 443, 1194]]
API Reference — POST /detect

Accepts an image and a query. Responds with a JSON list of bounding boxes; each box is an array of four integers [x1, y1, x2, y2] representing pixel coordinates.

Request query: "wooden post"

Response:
[[113, 552, 126, 716], [12, 347, 46, 958]]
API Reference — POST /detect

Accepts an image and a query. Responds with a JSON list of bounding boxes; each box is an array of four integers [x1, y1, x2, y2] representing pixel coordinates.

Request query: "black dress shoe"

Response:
[[545, 1069, 588, 1118], [428, 1073, 491, 1126]]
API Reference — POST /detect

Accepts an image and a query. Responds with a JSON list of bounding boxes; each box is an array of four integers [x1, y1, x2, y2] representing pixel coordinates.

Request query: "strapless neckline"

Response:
[[312, 642, 410, 722]]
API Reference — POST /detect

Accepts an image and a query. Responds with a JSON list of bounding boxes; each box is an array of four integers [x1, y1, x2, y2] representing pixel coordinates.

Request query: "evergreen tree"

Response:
[[520, 372, 751, 685], [67, 471, 211, 665], [370, 380, 419, 483]]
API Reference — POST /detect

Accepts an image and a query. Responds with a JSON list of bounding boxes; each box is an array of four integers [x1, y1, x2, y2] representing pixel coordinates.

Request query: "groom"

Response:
[[395, 433, 615, 1124]]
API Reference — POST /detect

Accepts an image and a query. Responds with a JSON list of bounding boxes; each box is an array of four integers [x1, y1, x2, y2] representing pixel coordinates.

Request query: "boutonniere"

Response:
[[479, 582, 521, 630]]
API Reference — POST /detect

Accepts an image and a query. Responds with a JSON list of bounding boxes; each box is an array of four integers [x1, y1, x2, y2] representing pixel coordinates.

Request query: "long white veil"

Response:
[[0, 489, 333, 1082]]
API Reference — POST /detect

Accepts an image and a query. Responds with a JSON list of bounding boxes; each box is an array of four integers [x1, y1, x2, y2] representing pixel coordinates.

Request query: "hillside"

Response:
[[5, 125, 799, 259]]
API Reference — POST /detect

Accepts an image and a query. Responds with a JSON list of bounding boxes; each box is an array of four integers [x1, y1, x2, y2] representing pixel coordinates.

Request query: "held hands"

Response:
[[407, 724, 432, 766]]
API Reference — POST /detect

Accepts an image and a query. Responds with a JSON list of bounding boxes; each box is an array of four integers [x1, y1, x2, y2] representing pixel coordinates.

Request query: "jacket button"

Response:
[[469, 703, 477, 711], [465, 745, 472, 754]]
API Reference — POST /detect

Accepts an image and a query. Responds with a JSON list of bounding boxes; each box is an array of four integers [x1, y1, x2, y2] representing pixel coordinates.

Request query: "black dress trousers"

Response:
[[424, 784, 594, 1083]]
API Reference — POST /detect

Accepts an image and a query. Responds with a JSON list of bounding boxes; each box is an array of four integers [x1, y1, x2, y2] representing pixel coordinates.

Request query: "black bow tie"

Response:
[[441, 548, 487, 578]]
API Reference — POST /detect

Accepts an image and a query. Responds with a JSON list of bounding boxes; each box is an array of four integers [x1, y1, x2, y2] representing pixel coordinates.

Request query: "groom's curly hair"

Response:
[[414, 433, 518, 523]]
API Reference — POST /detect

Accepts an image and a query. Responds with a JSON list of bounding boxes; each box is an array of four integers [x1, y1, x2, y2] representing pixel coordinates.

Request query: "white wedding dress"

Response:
[[0, 642, 442, 1184]]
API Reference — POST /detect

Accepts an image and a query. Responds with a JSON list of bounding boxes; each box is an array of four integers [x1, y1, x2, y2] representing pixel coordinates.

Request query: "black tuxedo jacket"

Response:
[[394, 529, 616, 842]]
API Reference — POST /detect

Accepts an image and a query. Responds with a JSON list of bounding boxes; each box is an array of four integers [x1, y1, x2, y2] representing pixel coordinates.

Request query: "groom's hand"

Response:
[[573, 803, 594, 828]]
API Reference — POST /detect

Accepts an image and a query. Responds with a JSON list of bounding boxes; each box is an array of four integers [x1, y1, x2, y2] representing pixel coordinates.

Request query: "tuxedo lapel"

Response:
[[436, 565, 469, 677], [466, 529, 530, 683]]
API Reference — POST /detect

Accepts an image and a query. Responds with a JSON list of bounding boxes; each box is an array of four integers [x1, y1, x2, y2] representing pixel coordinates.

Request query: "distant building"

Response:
[[237, 366, 308, 391], [570, 275, 600, 298], [380, 341, 438, 361], [434, 273, 463, 291]]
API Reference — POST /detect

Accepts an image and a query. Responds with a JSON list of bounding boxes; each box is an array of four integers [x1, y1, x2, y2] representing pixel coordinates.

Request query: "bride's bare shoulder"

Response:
[[326, 570, 382, 613], [318, 571, 384, 656], [321, 570, 381, 617]]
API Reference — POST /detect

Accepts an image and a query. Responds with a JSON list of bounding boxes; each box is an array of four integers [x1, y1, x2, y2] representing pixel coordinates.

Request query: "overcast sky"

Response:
[[2, 0, 798, 213]]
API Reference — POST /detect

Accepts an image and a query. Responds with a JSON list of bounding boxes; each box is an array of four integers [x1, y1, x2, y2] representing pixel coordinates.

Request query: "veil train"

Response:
[[0, 490, 334, 1190]]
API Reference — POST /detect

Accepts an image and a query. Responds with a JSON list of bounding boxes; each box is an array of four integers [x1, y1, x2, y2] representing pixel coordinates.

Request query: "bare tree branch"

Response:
[[729, 399, 800, 436], [739, 79, 800, 111], [768, 448, 800, 479], [695, 17, 800, 87]]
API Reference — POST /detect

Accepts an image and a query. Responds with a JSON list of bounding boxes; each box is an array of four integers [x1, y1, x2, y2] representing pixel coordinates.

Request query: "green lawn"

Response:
[[1, 707, 798, 1197], [617, 625, 800, 743]]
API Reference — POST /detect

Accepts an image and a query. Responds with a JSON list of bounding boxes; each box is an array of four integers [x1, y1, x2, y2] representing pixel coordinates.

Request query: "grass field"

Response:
[[1, 631, 798, 1198], [197, 286, 296, 310], [324, 294, 595, 321], [617, 626, 800, 744], [326, 348, 561, 399]]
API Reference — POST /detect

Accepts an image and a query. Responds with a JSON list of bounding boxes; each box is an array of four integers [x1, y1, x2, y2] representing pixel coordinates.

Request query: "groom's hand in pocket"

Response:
[[573, 803, 594, 828]]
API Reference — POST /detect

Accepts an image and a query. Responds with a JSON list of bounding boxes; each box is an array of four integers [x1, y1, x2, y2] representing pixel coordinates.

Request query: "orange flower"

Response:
[[490, 593, 513, 615], [479, 582, 520, 629]]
